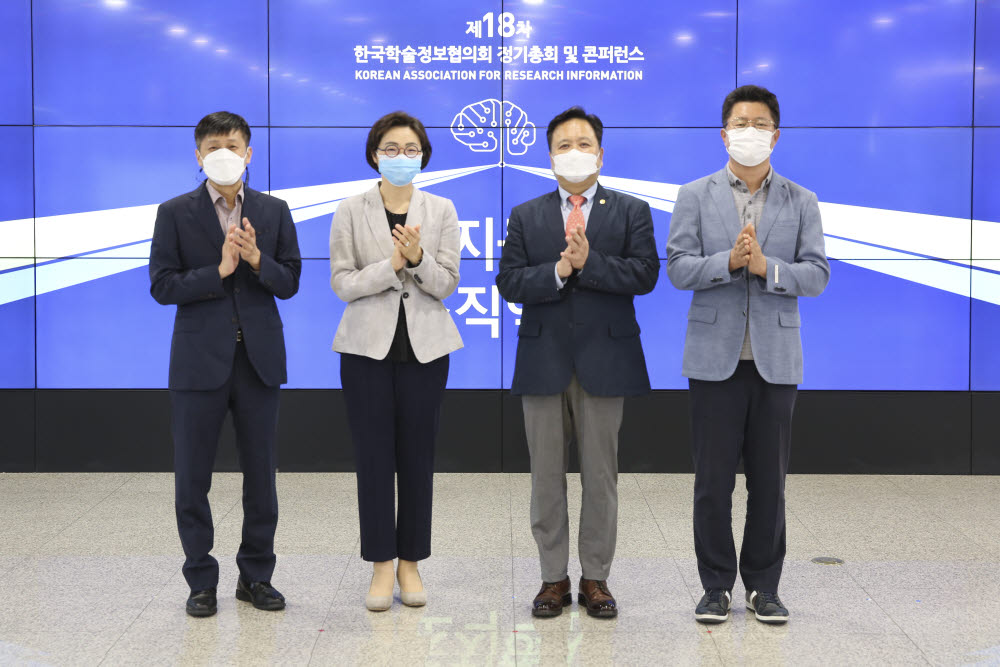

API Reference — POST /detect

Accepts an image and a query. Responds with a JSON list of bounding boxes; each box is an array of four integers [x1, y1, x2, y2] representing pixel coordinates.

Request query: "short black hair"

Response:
[[366, 111, 432, 173], [546, 106, 603, 151], [722, 85, 780, 129], [194, 111, 251, 148]]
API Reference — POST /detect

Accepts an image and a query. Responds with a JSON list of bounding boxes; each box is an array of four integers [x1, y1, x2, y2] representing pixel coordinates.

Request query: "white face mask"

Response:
[[201, 147, 249, 186], [725, 127, 773, 167], [551, 149, 599, 183]]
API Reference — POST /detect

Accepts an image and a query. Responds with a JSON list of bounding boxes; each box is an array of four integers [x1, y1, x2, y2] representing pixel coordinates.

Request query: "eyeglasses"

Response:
[[377, 144, 422, 158], [727, 118, 776, 130]]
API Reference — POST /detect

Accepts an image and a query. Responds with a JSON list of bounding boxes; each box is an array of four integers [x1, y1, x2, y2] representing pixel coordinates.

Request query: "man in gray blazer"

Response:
[[666, 85, 829, 625]]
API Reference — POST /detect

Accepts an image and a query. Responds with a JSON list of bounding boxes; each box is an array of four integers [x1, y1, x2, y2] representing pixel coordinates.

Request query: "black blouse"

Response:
[[385, 209, 416, 363]]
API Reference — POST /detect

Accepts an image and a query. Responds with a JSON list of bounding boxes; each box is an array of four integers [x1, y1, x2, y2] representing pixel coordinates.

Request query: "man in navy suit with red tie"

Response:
[[149, 111, 301, 617], [497, 107, 660, 619]]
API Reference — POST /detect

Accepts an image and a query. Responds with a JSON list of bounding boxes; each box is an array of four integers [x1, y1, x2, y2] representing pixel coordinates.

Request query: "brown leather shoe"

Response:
[[532, 577, 572, 617], [578, 578, 618, 618]]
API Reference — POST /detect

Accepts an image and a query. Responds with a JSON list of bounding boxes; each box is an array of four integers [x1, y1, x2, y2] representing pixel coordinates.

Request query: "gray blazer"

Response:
[[666, 168, 830, 385], [329, 184, 463, 362]]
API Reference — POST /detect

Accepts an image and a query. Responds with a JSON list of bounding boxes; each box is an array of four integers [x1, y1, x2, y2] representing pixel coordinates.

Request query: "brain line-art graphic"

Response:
[[451, 99, 536, 157]]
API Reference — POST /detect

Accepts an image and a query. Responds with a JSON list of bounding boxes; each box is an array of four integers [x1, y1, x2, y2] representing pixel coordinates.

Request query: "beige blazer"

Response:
[[329, 184, 463, 362]]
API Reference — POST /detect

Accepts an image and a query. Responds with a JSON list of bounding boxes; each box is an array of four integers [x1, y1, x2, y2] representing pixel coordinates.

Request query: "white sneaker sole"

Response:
[[695, 611, 730, 623]]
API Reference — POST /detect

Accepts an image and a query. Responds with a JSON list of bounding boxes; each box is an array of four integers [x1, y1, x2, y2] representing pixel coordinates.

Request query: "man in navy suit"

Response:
[[149, 111, 301, 617], [497, 107, 660, 619]]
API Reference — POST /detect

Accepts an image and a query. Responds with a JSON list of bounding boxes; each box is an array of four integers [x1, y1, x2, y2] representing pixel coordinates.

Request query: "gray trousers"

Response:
[[522, 375, 624, 583]]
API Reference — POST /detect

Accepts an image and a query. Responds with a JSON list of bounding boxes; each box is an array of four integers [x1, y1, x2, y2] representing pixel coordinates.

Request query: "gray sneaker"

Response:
[[695, 589, 732, 624], [746, 590, 789, 624]]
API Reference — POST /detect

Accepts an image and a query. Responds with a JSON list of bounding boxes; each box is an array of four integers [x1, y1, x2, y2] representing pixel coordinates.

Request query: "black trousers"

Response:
[[688, 361, 797, 593], [171, 340, 280, 591], [340, 352, 449, 563]]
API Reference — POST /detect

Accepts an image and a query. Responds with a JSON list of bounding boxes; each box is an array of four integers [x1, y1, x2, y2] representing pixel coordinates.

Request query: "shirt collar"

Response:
[[205, 180, 245, 208], [557, 181, 600, 207], [725, 164, 773, 191]]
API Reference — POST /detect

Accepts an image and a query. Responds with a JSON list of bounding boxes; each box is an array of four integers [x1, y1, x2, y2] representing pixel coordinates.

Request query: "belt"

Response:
[[236, 329, 243, 343]]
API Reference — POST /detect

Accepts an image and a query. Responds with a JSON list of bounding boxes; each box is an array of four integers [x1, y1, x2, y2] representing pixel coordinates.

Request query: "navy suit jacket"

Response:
[[496, 184, 660, 397], [149, 182, 302, 390]]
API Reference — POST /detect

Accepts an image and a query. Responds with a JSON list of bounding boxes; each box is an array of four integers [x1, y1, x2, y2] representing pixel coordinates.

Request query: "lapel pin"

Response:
[[599, 199, 606, 205]]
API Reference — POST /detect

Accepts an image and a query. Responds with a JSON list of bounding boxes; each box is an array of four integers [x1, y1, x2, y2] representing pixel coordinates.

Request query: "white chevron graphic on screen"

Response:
[[0, 164, 497, 304], [1, 162, 999, 307], [507, 163, 1000, 306]]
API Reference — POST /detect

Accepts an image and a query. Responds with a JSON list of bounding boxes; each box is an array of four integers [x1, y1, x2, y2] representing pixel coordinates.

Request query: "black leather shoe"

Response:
[[236, 577, 286, 611], [186, 588, 217, 617]]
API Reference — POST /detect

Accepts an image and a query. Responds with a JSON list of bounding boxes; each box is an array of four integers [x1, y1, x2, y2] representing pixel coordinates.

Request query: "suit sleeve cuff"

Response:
[[708, 250, 736, 285], [765, 257, 788, 293], [202, 265, 226, 298], [253, 253, 278, 290], [405, 250, 431, 280]]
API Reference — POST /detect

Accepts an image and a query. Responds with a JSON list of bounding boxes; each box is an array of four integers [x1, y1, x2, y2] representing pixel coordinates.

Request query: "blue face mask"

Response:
[[378, 155, 422, 186]]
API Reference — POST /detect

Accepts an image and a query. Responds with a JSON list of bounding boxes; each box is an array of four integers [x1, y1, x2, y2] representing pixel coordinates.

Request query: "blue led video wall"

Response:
[[1, 0, 997, 391]]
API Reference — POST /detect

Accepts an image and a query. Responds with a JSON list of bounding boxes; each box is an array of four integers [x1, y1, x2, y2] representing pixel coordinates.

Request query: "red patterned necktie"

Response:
[[566, 195, 586, 235]]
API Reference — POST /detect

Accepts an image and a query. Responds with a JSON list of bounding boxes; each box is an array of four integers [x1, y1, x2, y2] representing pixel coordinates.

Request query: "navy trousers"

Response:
[[688, 361, 797, 593], [340, 352, 449, 563], [171, 340, 280, 591]]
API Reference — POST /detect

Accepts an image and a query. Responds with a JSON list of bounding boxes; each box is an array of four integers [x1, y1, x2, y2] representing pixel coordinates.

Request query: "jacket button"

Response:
[[235, 287, 241, 294], [743, 311, 747, 317], [402, 292, 410, 299], [231, 317, 238, 324]]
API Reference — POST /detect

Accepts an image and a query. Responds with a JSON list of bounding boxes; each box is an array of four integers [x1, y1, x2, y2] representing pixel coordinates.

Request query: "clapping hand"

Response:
[[392, 224, 423, 266], [232, 217, 262, 271], [219, 223, 240, 278], [745, 225, 766, 277], [560, 226, 590, 271], [729, 223, 754, 272]]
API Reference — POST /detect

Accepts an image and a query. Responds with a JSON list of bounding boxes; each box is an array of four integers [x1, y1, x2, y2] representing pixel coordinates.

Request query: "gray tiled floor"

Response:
[[0, 472, 998, 665]]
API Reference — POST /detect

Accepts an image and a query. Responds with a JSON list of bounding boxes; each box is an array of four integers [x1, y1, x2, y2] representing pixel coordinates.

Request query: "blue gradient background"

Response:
[[0, 0, 996, 391]]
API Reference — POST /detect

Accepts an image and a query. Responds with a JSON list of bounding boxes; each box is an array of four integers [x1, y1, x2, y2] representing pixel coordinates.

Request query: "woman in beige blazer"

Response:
[[329, 111, 463, 611]]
